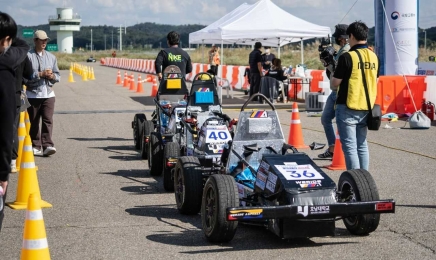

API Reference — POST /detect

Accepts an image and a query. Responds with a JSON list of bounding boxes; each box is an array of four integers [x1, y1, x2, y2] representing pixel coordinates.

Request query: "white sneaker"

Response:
[[43, 147, 56, 156], [33, 148, 42, 155], [10, 159, 17, 173]]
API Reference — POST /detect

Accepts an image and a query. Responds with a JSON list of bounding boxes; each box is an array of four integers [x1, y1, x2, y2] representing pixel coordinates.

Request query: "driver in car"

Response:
[[155, 31, 193, 81]]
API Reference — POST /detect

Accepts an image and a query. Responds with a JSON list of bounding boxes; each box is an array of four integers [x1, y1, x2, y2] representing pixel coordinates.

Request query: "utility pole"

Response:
[[111, 30, 113, 49], [104, 35, 106, 50], [118, 24, 126, 51], [423, 29, 427, 52], [90, 28, 93, 53]]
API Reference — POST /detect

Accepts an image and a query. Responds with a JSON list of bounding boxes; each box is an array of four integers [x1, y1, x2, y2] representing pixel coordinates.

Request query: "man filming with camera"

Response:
[[317, 24, 350, 159]]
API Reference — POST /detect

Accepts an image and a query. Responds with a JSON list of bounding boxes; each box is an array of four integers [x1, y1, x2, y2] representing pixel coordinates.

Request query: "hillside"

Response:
[[17, 23, 435, 51]]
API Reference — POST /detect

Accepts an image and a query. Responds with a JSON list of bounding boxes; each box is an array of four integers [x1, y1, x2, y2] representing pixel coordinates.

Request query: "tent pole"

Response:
[[278, 38, 280, 58], [202, 39, 205, 64], [221, 40, 224, 77], [300, 38, 304, 64]]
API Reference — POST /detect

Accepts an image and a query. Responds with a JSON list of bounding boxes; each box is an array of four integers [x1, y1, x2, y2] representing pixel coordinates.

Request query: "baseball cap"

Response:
[[332, 24, 349, 39], [34, 30, 50, 40]]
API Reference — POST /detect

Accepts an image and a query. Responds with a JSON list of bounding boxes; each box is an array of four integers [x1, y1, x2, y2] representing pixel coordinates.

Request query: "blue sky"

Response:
[[2, 0, 435, 29]]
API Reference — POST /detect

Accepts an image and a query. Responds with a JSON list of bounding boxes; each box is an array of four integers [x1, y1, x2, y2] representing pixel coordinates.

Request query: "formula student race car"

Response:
[[191, 93, 395, 243], [171, 73, 237, 208]]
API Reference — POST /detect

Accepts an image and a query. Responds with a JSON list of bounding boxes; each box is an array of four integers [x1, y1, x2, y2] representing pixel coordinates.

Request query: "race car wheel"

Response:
[[201, 174, 238, 243], [148, 132, 163, 176], [338, 169, 380, 235], [174, 156, 203, 215], [133, 114, 146, 150], [163, 142, 180, 192], [141, 121, 154, 160]]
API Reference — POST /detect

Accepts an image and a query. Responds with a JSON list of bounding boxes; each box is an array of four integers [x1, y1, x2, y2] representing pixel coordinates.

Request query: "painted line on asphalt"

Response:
[[55, 110, 155, 114]]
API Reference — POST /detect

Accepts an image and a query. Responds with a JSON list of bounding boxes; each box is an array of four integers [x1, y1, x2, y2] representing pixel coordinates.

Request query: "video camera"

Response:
[[318, 35, 337, 68]]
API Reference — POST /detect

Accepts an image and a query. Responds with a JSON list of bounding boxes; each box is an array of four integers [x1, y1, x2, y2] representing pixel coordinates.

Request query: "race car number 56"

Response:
[[274, 164, 324, 180]]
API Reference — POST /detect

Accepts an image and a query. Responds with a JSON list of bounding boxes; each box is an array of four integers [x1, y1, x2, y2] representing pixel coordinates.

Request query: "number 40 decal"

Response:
[[208, 131, 228, 140]]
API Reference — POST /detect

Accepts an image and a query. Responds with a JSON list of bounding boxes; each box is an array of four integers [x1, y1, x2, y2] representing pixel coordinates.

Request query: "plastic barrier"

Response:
[[310, 70, 324, 92], [375, 75, 427, 114]]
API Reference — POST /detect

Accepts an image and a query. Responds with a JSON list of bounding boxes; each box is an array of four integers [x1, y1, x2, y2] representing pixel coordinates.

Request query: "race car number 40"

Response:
[[205, 129, 232, 143], [274, 164, 324, 180]]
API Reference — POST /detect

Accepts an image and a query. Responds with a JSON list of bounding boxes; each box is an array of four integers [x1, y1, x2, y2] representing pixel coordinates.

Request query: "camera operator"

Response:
[[318, 24, 350, 159]]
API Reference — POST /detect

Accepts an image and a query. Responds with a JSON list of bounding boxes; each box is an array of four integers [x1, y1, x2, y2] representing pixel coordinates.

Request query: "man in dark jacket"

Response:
[[249, 42, 263, 100], [155, 31, 192, 81], [0, 12, 30, 231]]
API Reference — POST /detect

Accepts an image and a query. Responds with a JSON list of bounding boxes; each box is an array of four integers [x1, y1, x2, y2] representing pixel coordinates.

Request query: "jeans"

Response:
[[335, 104, 370, 170], [321, 91, 337, 147]]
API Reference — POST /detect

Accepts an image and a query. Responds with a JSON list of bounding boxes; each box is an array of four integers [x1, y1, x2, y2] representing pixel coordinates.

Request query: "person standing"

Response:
[[261, 46, 276, 71], [155, 31, 192, 81], [318, 24, 350, 159], [248, 42, 263, 101], [10, 56, 33, 172], [332, 21, 379, 170], [0, 12, 30, 231], [212, 47, 220, 76], [25, 30, 60, 156]]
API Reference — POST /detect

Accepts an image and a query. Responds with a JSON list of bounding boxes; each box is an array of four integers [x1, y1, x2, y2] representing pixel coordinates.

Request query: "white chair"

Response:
[[215, 76, 234, 100]]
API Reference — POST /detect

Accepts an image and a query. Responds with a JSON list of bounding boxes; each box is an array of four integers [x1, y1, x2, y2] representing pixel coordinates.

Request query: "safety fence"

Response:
[[101, 57, 435, 115]]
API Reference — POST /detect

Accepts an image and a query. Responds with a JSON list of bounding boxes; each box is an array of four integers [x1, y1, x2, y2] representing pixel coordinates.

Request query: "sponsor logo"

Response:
[[391, 11, 399, 20], [401, 13, 416, 18], [250, 110, 267, 118], [358, 62, 377, 70], [376, 202, 393, 211], [168, 53, 182, 62], [310, 206, 330, 214], [228, 209, 263, 220], [426, 70, 435, 75], [295, 180, 322, 188], [392, 27, 416, 33], [396, 40, 411, 46], [197, 87, 210, 92], [260, 161, 270, 170], [297, 206, 308, 217]]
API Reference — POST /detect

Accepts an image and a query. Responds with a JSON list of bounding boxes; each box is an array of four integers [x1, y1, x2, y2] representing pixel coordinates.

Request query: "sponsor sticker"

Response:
[[266, 181, 275, 192], [267, 172, 278, 185], [260, 161, 270, 171], [250, 110, 268, 118], [295, 180, 322, 188], [309, 205, 330, 215], [376, 202, 393, 211], [297, 206, 308, 217], [228, 209, 263, 220]]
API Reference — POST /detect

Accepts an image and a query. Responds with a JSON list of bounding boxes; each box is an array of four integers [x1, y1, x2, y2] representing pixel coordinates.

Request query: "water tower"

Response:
[[49, 8, 81, 53]]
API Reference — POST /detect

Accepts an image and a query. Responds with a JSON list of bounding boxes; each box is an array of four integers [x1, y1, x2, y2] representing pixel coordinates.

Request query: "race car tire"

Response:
[[338, 169, 380, 235], [141, 120, 154, 159], [163, 142, 180, 192], [133, 114, 146, 150], [201, 174, 238, 243], [148, 132, 163, 176], [174, 156, 203, 215]]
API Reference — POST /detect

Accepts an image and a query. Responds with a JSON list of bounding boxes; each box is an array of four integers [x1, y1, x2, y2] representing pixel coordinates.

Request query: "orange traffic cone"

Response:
[[15, 111, 26, 172], [129, 73, 135, 91], [123, 72, 129, 88], [151, 78, 158, 97], [20, 193, 51, 260], [326, 131, 346, 170], [24, 111, 31, 134], [7, 135, 52, 209], [287, 102, 308, 149], [116, 70, 122, 85], [143, 75, 153, 83], [136, 74, 144, 93]]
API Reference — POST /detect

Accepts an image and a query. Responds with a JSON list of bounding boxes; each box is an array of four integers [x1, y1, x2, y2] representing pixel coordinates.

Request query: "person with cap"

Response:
[[0, 11, 30, 231], [332, 21, 380, 170], [261, 46, 276, 71], [155, 31, 192, 81], [318, 24, 350, 159], [25, 30, 60, 157], [248, 42, 263, 101]]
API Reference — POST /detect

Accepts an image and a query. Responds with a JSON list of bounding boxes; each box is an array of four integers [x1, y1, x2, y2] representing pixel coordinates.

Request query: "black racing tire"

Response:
[[141, 121, 154, 159], [174, 156, 203, 215], [148, 132, 163, 176], [133, 114, 146, 150], [338, 169, 380, 235], [201, 174, 239, 243], [163, 142, 180, 192]]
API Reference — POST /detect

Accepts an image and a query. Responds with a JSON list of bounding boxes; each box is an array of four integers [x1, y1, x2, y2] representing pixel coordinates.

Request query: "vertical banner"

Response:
[[382, 0, 418, 75]]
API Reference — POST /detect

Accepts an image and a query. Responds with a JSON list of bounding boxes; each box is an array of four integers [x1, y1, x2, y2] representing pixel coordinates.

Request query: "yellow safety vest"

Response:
[[344, 49, 378, 110]]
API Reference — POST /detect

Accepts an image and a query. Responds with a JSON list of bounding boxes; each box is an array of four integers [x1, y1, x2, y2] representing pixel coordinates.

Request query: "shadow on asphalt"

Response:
[[101, 169, 168, 195], [144, 220, 357, 251], [397, 204, 436, 209], [130, 96, 156, 106], [67, 137, 131, 141]]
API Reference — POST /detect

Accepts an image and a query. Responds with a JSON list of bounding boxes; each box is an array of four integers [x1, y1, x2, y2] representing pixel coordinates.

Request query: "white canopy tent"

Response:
[[189, 0, 331, 64]]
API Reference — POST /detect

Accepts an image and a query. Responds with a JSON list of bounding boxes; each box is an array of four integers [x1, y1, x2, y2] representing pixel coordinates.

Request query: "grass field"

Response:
[[55, 42, 436, 71]]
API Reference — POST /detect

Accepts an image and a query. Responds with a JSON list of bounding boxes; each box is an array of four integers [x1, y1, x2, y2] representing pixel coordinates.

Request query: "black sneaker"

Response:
[[318, 149, 334, 159]]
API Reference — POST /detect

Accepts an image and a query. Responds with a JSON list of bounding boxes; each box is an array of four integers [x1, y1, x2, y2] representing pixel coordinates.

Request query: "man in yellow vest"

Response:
[[332, 21, 379, 170]]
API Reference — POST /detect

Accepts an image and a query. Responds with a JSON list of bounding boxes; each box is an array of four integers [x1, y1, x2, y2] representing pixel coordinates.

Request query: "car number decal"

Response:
[[274, 164, 324, 180]]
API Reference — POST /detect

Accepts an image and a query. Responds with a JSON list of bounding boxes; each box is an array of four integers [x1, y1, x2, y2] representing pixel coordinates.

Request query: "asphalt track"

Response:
[[2, 63, 436, 260]]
